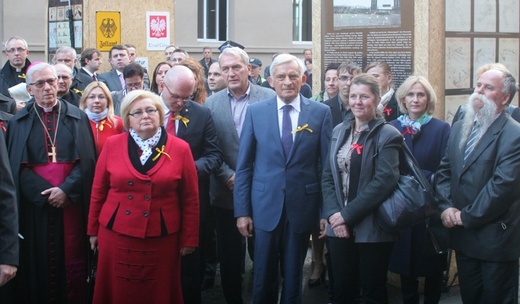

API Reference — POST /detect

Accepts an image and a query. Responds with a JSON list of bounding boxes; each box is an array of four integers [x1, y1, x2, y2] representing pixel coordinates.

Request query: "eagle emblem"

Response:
[[149, 16, 167, 38], [100, 18, 117, 38]]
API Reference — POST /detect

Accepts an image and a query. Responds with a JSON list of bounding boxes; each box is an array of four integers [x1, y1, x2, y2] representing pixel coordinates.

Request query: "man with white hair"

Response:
[[0, 36, 31, 97], [234, 53, 332, 303], [54, 63, 80, 107], [54, 46, 92, 94], [435, 65, 520, 303], [5, 62, 96, 303], [205, 47, 276, 304]]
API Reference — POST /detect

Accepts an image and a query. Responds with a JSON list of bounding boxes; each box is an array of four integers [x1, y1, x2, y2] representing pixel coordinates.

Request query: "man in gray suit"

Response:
[[98, 44, 130, 92], [435, 66, 520, 303], [205, 47, 276, 303]]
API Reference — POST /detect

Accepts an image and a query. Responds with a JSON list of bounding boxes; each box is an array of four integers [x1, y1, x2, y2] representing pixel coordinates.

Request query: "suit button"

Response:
[[128, 181, 134, 186], [143, 212, 149, 217], [125, 210, 130, 215], [128, 195, 133, 200], [144, 195, 150, 201], [145, 181, 151, 185]]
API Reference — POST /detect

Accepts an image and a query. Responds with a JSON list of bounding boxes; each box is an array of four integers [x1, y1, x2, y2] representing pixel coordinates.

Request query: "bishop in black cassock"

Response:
[[5, 62, 96, 304]]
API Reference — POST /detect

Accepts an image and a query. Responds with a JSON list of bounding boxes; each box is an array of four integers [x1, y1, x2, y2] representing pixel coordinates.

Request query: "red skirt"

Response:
[[93, 226, 183, 304]]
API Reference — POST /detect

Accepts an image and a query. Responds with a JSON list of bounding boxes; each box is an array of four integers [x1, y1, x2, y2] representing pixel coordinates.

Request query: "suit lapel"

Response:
[[266, 98, 285, 159]]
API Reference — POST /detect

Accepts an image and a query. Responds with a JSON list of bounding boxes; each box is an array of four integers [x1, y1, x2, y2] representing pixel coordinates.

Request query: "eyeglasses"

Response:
[[56, 58, 73, 64], [29, 78, 57, 88], [338, 76, 354, 82], [163, 84, 191, 103], [125, 81, 143, 89], [6, 47, 26, 54], [129, 109, 158, 118]]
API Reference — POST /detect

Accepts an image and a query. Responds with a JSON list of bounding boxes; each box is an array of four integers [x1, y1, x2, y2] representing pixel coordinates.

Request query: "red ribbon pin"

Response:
[[351, 143, 363, 155]]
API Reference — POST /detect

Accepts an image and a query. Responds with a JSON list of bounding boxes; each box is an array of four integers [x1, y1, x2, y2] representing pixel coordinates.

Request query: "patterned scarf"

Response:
[[397, 113, 432, 136], [129, 128, 162, 165]]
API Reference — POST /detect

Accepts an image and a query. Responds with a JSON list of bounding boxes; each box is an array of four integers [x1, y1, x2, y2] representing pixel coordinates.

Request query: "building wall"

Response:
[[0, 0, 47, 65], [174, 0, 312, 76], [1, 1, 312, 80], [82, 0, 175, 73]]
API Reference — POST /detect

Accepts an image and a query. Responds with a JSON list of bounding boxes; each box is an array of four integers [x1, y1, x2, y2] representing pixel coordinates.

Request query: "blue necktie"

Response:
[[282, 105, 293, 159]]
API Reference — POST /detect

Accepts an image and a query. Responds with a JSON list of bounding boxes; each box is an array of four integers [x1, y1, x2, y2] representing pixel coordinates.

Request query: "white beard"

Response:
[[459, 93, 497, 150]]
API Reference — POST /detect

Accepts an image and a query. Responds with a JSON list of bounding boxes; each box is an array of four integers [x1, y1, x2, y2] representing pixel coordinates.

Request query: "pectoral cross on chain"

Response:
[[48, 146, 57, 163]]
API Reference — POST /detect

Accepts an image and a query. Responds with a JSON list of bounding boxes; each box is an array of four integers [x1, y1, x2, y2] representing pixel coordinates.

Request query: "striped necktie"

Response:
[[464, 121, 480, 161]]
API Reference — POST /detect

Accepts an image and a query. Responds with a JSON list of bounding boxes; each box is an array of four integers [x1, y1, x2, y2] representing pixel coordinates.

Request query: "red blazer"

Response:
[[88, 116, 124, 154], [87, 132, 200, 247]]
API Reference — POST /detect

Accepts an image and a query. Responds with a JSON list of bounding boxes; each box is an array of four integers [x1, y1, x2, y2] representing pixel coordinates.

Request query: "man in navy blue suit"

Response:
[[234, 53, 332, 303]]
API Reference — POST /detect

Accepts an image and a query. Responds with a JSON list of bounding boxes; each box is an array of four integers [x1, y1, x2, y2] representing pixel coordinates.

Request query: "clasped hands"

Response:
[[322, 212, 350, 239], [440, 207, 463, 228]]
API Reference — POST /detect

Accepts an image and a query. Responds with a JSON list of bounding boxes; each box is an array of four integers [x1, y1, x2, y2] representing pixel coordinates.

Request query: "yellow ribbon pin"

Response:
[[174, 115, 189, 127], [152, 145, 172, 161], [292, 123, 313, 134], [73, 88, 84, 95], [98, 120, 113, 132]]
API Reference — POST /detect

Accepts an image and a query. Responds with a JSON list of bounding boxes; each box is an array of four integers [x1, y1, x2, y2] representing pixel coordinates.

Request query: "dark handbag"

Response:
[[87, 246, 98, 304], [377, 141, 437, 232], [426, 216, 449, 255]]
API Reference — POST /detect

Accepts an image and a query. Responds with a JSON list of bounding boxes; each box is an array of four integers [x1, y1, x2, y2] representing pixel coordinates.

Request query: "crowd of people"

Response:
[[0, 34, 520, 304]]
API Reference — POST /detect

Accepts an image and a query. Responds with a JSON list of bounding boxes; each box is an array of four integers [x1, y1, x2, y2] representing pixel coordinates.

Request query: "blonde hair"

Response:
[[120, 90, 165, 130], [395, 75, 437, 115], [79, 81, 119, 128]]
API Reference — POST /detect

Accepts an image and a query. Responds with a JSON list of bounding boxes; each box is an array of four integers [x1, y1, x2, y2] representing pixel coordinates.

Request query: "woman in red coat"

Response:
[[87, 90, 199, 304], [79, 81, 124, 154]]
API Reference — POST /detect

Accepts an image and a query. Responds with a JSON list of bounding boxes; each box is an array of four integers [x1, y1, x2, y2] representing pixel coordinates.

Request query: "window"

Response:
[[293, 0, 312, 42], [198, 0, 228, 41]]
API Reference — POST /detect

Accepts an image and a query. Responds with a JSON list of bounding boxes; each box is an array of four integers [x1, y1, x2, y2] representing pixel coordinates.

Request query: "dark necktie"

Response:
[[282, 105, 293, 159], [93, 74, 97, 81], [464, 121, 480, 161]]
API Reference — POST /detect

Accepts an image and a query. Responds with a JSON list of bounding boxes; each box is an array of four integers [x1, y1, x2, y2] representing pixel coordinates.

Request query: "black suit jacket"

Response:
[[174, 100, 222, 223], [175, 100, 222, 178], [71, 67, 93, 94], [0, 130, 18, 266], [383, 93, 399, 122], [323, 95, 353, 128], [0, 93, 16, 114], [435, 113, 520, 261]]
